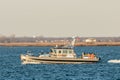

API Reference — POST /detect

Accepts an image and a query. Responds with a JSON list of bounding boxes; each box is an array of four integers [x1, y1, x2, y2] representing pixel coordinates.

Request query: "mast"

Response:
[[71, 36, 76, 48]]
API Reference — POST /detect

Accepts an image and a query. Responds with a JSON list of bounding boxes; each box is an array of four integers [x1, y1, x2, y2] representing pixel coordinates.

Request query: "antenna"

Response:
[[71, 36, 76, 47]]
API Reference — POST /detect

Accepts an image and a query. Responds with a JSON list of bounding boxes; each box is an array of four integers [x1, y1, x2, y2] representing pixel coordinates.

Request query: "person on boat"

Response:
[[90, 53, 95, 59]]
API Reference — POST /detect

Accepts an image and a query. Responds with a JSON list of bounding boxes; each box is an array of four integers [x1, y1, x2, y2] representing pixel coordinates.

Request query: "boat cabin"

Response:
[[49, 46, 76, 58]]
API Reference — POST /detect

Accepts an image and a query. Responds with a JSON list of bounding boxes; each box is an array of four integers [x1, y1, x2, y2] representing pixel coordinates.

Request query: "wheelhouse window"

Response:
[[50, 49, 53, 52], [69, 50, 72, 53], [63, 50, 66, 53], [59, 50, 61, 53], [54, 50, 56, 53], [63, 49, 67, 53]]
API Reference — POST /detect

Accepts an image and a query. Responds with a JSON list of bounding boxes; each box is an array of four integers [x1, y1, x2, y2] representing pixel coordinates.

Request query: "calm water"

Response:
[[0, 46, 120, 80]]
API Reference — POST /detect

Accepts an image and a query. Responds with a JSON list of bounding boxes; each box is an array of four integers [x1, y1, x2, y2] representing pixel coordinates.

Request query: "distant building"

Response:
[[85, 38, 97, 43]]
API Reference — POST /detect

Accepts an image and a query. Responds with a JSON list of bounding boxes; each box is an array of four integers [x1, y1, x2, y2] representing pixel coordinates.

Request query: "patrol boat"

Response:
[[20, 38, 100, 64]]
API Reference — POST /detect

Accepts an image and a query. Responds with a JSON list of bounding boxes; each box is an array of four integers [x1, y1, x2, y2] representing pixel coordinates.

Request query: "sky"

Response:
[[0, 0, 120, 37]]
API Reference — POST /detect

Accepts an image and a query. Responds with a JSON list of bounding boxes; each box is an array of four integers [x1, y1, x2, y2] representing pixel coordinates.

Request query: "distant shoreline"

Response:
[[0, 42, 120, 46]]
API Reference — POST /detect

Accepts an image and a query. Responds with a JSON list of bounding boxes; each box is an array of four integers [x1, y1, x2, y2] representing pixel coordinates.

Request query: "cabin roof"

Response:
[[52, 46, 73, 49]]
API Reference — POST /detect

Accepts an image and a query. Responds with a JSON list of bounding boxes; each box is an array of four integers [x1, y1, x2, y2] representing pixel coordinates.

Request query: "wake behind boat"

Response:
[[20, 37, 100, 64], [108, 59, 120, 63]]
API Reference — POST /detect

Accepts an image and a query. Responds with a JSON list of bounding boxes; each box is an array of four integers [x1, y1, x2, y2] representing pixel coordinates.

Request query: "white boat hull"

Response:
[[21, 54, 100, 64]]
